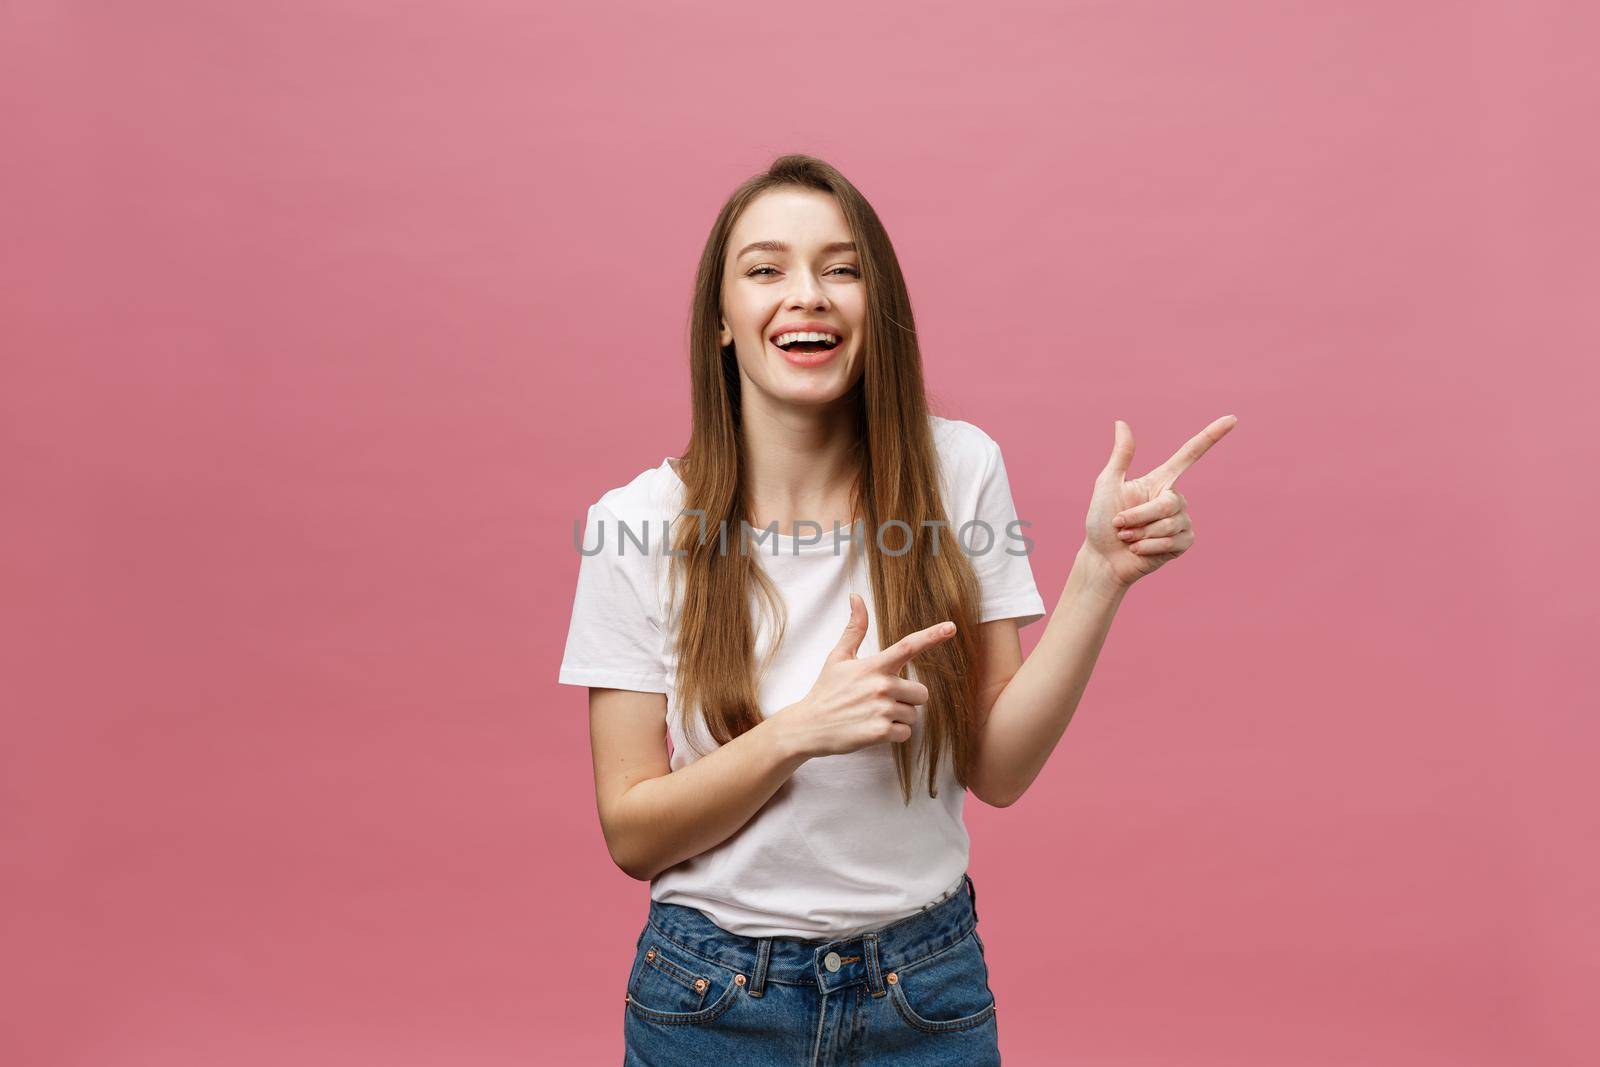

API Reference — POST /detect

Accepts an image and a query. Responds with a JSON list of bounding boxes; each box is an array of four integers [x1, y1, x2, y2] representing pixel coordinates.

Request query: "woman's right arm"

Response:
[[588, 687, 809, 882], [586, 598, 957, 882]]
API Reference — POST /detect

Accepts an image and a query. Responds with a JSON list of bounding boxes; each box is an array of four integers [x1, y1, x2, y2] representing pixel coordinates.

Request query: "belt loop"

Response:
[[864, 933, 886, 998], [748, 936, 772, 997], [966, 872, 978, 923]]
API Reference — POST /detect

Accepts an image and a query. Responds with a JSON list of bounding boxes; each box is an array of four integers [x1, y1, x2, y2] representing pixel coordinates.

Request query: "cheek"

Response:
[[719, 285, 756, 327], [725, 305, 772, 343]]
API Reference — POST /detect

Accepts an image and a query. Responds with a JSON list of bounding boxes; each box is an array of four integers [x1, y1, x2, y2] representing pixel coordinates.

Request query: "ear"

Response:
[[719, 319, 732, 347]]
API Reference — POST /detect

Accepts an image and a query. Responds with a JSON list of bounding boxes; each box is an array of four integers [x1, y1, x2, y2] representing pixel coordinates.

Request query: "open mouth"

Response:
[[771, 334, 842, 355]]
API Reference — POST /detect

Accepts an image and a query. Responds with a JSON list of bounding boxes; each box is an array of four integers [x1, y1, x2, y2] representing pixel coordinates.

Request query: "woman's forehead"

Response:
[[732, 189, 848, 244]]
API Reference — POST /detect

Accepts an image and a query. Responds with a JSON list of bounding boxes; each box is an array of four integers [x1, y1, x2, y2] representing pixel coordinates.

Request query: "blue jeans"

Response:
[[621, 873, 1000, 1066]]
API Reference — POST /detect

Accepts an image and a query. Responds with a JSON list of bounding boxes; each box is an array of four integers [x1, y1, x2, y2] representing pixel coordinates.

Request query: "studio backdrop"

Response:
[[2, 2, 1594, 1065]]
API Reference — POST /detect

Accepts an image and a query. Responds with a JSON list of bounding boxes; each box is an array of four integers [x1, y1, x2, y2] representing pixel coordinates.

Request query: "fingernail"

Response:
[[941, 622, 956, 636], [1113, 516, 1125, 527]]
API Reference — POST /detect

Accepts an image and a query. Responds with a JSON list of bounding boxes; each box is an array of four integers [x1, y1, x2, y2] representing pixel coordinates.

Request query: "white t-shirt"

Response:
[[558, 414, 1047, 939]]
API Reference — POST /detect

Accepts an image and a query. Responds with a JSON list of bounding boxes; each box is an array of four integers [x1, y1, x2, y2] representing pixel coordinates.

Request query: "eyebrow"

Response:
[[735, 239, 857, 260]]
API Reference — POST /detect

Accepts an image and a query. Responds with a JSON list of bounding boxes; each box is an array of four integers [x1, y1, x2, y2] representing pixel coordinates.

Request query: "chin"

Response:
[[755, 370, 846, 404]]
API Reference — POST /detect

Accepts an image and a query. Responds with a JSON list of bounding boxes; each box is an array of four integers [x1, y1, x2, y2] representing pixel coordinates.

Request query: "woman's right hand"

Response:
[[776, 593, 958, 759]]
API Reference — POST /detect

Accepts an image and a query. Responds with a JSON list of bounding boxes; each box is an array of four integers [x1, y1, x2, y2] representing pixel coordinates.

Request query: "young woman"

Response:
[[559, 154, 1235, 1065]]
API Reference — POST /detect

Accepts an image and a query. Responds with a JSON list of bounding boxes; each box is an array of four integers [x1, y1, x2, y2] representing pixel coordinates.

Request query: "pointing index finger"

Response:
[[874, 621, 958, 671], [1151, 414, 1237, 484]]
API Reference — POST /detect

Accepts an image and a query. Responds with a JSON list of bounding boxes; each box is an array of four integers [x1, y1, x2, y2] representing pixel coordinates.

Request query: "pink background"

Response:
[[3, 2, 1595, 1064]]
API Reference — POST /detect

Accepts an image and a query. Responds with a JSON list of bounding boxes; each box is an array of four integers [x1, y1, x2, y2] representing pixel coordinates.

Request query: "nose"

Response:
[[785, 269, 830, 310]]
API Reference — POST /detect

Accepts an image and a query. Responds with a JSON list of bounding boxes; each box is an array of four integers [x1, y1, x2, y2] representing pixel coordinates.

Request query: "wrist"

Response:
[[1075, 541, 1131, 602], [764, 707, 813, 765]]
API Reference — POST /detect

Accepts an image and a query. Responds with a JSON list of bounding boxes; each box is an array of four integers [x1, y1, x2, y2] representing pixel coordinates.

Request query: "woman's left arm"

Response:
[[969, 415, 1237, 808]]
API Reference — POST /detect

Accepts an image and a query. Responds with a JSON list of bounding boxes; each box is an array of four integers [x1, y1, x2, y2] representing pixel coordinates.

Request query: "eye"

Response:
[[744, 265, 861, 278]]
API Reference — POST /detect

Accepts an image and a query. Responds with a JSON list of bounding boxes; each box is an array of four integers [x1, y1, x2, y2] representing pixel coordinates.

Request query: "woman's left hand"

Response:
[[1082, 415, 1237, 591]]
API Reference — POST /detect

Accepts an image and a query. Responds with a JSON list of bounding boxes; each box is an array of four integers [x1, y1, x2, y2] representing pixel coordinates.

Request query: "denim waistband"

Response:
[[642, 873, 981, 999]]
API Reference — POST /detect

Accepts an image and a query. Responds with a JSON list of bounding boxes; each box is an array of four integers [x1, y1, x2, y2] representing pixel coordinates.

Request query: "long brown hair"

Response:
[[668, 154, 984, 804]]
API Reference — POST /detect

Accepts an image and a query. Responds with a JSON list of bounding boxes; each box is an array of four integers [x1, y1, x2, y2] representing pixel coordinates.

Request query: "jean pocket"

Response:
[[888, 929, 997, 1034], [625, 934, 742, 1026]]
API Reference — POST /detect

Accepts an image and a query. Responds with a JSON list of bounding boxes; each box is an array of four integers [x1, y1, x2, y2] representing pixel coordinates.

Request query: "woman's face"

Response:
[[719, 187, 867, 408]]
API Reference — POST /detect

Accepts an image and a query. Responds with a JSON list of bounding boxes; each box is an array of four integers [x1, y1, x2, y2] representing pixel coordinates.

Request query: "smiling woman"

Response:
[[559, 153, 1046, 1066]]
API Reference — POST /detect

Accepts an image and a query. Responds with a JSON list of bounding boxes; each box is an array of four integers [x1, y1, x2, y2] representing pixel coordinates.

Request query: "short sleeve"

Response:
[[967, 434, 1048, 629], [557, 501, 670, 693]]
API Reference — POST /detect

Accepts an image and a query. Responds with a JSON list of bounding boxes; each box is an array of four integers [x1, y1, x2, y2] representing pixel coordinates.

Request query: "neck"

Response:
[[738, 393, 860, 536]]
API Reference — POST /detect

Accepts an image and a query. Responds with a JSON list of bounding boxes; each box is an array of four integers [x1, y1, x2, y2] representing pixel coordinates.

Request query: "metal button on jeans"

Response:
[[824, 951, 841, 972]]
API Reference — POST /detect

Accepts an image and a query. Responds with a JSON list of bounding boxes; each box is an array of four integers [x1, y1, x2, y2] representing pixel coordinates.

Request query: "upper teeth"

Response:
[[774, 331, 840, 346]]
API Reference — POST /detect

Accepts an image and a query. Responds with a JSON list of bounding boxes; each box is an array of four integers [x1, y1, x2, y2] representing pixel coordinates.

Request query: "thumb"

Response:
[[826, 592, 869, 664], [1103, 419, 1136, 482]]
